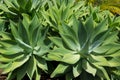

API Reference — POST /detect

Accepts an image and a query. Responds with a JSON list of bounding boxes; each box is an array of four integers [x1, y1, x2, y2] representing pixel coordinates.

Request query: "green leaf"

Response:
[[10, 21, 21, 39], [109, 50, 120, 57], [82, 59, 97, 76], [103, 31, 118, 45], [51, 63, 70, 78], [0, 62, 11, 69], [0, 45, 23, 55], [2, 54, 29, 74], [17, 0, 27, 9], [0, 3, 15, 14], [11, 55, 29, 71], [78, 21, 87, 47], [61, 34, 79, 50], [31, 27, 40, 47], [108, 57, 120, 67], [16, 62, 28, 80], [96, 66, 110, 80], [73, 61, 82, 77], [33, 45, 49, 56], [16, 38, 32, 52], [61, 54, 80, 64], [59, 23, 77, 40], [36, 56, 48, 71], [29, 14, 39, 36], [93, 44, 112, 53], [71, 15, 79, 37], [0, 40, 16, 48], [35, 68, 41, 80], [92, 18, 108, 39], [49, 37, 64, 48], [18, 21, 29, 45], [48, 48, 72, 61], [4, 0, 16, 9], [7, 71, 16, 80], [90, 55, 109, 66], [0, 54, 24, 62], [85, 15, 94, 36], [0, 32, 12, 40], [0, 19, 5, 31], [27, 56, 36, 80]]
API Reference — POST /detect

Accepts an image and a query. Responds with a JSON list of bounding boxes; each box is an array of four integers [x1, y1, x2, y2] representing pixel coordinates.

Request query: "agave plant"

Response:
[[0, 14, 51, 80], [0, 0, 47, 22], [42, 0, 88, 30], [47, 15, 120, 80]]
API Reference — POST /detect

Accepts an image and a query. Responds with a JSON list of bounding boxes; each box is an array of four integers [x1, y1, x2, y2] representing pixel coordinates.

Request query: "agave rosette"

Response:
[[0, 14, 51, 80], [42, 0, 88, 30], [47, 15, 120, 80]]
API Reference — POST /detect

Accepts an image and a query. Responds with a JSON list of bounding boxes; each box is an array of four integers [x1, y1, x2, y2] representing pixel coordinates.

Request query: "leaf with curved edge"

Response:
[[36, 56, 48, 71], [49, 37, 64, 48], [18, 21, 29, 45], [47, 48, 73, 61], [85, 15, 94, 37], [27, 56, 36, 80], [61, 34, 80, 51], [0, 19, 5, 31], [71, 15, 79, 37], [73, 61, 82, 77], [61, 54, 80, 64], [22, 14, 31, 32], [106, 44, 120, 55], [93, 44, 112, 54], [108, 57, 120, 67], [90, 54, 108, 62], [92, 18, 108, 39], [59, 23, 77, 40], [1, 62, 12, 74], [6, 71, 16, 80], [17, 0, 27, 9], [2, 54, 29, 74], [11, 55, 29, 71], [16, 38, 32, 51], [0, 32, 12, 40], [96, 66, 110, 80], [29, 14, 39, 35], [90, 54, 110, 67], [16, 62, 28, 80], [82, 59, 97, 76], [31, 26, 41, 47], [33, 45, 49, 56], [51, 63, 70, 78], [10, 21, 21, 39], [0, 3, 15, 14], [4, 0, 16, 9], [109, 51, 120, 57], [0, 45, 23, 55], [35, 68, 41, 80], [103, 31, 118, 45], [0, 62, 11, 69], [0, 40, 16, 47], [0, 54, 24, 62], [78, 20, 87, 47], [90, 29, 111, 52]]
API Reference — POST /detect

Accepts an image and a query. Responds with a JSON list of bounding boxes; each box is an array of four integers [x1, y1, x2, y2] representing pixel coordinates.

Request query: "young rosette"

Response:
[[0, 14, 51, 80], [47, 15, 120, 80]]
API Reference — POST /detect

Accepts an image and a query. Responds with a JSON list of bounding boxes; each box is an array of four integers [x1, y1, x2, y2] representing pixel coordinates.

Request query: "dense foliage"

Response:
[[0, 0, 120, 80]]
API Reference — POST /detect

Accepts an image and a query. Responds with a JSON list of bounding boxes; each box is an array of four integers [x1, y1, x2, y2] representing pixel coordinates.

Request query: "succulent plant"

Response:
[[47, 15, 120, 80], [0, 14, 51, 80]]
